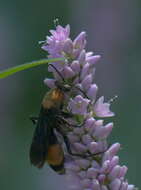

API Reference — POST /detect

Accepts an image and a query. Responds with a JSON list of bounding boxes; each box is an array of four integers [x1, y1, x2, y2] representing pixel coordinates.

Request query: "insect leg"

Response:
[[48, 64, 65, 82], [60, 111, 74, 118], [56, 118, 106, 158], [56, 115, 84, 129]]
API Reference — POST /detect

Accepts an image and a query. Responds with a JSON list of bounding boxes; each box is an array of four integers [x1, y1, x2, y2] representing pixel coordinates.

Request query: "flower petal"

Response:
[[94, 96, 115, 117]]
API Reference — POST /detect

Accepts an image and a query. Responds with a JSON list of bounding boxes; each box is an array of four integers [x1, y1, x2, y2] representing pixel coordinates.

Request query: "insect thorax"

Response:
[[42, 88, 64, 109]]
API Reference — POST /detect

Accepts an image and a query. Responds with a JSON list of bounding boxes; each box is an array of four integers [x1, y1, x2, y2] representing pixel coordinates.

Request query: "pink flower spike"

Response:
[[93, 96, 115, 117], [41, 24, 137, 190]]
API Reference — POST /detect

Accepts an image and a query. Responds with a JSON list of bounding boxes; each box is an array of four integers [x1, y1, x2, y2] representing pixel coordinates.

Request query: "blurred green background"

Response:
[[0, 0, 140, 189]]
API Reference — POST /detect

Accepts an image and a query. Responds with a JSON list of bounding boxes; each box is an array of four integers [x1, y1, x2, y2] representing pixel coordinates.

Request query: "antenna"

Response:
[[48, 64, 89, 99], [48, 64, 65, 82], [75, 86, 89, 99]]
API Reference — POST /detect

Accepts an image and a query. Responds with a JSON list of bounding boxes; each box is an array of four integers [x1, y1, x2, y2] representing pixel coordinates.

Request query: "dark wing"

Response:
[[29, 107, 50, 168]]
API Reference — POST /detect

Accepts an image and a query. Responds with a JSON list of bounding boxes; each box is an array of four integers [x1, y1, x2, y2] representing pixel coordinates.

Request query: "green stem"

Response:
[[0, 58, 64, 79]]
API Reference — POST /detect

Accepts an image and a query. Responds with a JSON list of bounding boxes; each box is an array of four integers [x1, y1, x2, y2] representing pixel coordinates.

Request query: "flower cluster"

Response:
[[42, 25, 136, 190]]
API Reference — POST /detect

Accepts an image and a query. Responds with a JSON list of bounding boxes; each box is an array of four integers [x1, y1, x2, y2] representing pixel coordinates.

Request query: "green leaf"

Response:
[[0, 58, 64, 79]]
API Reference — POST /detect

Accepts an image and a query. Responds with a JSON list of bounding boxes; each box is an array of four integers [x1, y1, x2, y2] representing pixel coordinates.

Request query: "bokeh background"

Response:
[[0, 0, 140, 189]]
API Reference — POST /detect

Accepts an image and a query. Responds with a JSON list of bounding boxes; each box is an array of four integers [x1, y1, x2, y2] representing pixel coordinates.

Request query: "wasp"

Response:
[[29, 64, 79, 174], [30, 92, 71, 174], [29, 64, 104, 174]]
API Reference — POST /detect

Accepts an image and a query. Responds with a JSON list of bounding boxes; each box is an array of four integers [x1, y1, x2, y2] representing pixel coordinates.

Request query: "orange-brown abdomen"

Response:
[[46, 144, 64, 166]]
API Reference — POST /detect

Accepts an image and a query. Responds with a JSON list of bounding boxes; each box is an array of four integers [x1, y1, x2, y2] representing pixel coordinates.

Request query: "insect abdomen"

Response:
[[46, 144, 65, 174]]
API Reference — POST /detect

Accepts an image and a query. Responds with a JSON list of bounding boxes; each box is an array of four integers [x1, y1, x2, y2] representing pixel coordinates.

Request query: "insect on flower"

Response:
[[29, 64, 76, 174], [30, 64, 84, 172], [29, 64, 105, 174]]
